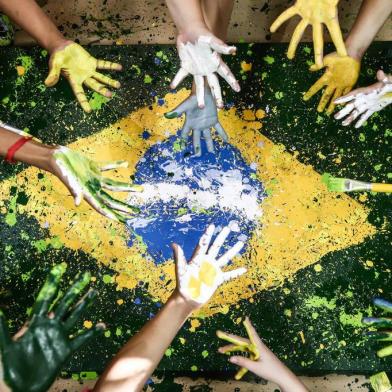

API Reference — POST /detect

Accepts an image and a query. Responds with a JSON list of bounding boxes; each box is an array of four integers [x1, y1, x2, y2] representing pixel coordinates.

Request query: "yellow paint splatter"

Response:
[[117, 299, 124, 305], [16, 66, 25, 76], [189, 319, 201, 333], [83, 320, 93, 329], [0, 89, 376, 317], [241, 61, 252, 72], [314, 264, 322, 272]]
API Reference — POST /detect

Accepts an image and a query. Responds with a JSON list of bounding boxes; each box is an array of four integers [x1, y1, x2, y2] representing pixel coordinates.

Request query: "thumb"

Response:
[[377, 69, 388, 83], [229, 356, 260, 374], [45, 58, 62, 87]]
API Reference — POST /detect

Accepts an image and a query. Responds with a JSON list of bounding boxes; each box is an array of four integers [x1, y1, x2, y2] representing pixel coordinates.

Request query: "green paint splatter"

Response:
[[263, 56, 275, 65], [89, 92, 110, 110], [275, 91, 284, 100], [144, 74, 153, 84], [115, 327, 122, 336], [104, 330, 111, 338], [165, 348, 173, 357], [305, 296, 336, 310], [173, 138, 185, 152], [303, 46, 311, 54], [103, 274, 114, 284], [80, 371, 98, 380], [202, 350, 209, 358], [374, 164, 382, 171], [191, 365, 198, 371], [131, 64, 141, 75], [359, 133, 366, 142], [339, 311, 363, 327], [5, 195, 17, 226]]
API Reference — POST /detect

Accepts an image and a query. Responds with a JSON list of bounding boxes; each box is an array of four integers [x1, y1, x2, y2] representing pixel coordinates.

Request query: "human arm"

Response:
[[93, 224, 246, 392], [165, 0, 239, 108], [0, 0, 67, 53], [0, 124, 142, 222], [344, 0, 392, 62], [0, 264, 104, 392], [218, 317, 308, 392], [0, 0, 122, 113]]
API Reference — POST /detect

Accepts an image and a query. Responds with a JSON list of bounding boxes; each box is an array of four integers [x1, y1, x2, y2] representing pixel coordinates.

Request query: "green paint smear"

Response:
[[32, 236, 63, 253], [275, 91, 284, 100], [103, 274, 114, 284], [89, 92, 110, 110], [144, 74, 153, 84], [339, 311, 363, 327], [5, 195, 17, 226], [305, 295, 337, 310], [202, 350, 209, 358], [15, 55, 34, 86], [263, 56, 275, 65]]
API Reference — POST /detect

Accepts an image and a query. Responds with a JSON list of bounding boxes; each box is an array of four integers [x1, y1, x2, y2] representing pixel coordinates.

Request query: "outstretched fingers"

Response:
[[203, 129, 214, 153], [170, 67, 189, 90], [217, 240, 244, 267], [326, 19, 347, 57], [96, 59, 122, 71], [54, 271, 91, 320], [101, 178, 143, 192], [70, 323, 105, 351], [303, 74, 328, 101], [68, 77, 91, 113], [192, 224, 215, 260], [33, 263, 67, 317], [172, 243, 187, 281], [270, 6, 297, 33], [64, 290, 97, 331], [312, 22, 324, 69], [217, 62, 240, 92], [214, 122, 229, 142], [287, 19, 308, 60], [221, 267, 247, 284], [208, 226, 230, 258]]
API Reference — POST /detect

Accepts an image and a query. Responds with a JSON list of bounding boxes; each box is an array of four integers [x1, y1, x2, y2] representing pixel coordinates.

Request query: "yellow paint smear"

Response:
[[0, 89, 376, 317]]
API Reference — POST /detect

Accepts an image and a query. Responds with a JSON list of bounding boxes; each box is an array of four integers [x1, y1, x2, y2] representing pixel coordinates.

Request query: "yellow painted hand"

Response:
[[270, 0, 347, 70], [217, 317, 260, 380], [45, 42, 122, 113], [303, 53, 360, 115]]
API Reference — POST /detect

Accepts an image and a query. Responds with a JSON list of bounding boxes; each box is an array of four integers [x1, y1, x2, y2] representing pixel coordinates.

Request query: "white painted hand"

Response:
[[171, 34, 240, 109], [164, 89, 228, 157], [172, 224, 246, 306], [334, 70, 392, 128]]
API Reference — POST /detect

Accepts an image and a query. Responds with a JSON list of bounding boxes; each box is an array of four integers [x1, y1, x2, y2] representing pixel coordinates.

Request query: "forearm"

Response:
[[201, 0, 234, 40], [94, 292, 195, 392], [0, 0, 66, 53], [279, 368, 308, 392], [345, 0, 392, 61], [166, 0, 207, 35], [0, 126, 55, 172]]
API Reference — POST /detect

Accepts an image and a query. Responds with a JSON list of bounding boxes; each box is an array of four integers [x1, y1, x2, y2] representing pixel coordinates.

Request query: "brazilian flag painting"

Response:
[[0, 43, 391, 386]]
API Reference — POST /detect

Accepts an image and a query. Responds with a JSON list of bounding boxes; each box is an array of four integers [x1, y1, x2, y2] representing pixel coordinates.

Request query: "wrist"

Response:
[[168, 291, 198, 315], [345, 37, 365, 62], [46, 37, 72, 55]]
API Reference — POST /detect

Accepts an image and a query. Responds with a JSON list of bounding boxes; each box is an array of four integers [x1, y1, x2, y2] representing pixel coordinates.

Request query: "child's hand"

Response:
[[270, 0, 346, 70], [51, 146, 142, 222], [171, 31, 240, 109], [164, 89, 228, 157], [218, 317, 308, 392], [303, 53, 360, 115], [172, 224, 246, 308], [0, 264, 104, 392], [334, 70, 392, 128], [45, 42, 122, 113]]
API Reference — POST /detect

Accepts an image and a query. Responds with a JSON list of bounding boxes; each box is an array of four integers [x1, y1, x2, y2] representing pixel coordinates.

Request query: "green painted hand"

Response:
[[164, 90, 228, 157], [51, 146, 142, 222], [45, 42, 122, 113], [363, 298, 392, 358], [0, 264, 104, 392]]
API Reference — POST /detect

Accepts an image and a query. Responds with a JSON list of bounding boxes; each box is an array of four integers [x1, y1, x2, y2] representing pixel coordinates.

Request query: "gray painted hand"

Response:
[[165, 91, 228, 157]]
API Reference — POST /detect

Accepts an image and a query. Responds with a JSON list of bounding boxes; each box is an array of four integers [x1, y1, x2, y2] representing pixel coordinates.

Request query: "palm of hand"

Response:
[[165, 92, 228, 157], [296, 0, 338, 21], [304, 54, 360, 114], [53, 43, 97, 84], [3, 318, 72, 392], [174, 225, 246, 305]]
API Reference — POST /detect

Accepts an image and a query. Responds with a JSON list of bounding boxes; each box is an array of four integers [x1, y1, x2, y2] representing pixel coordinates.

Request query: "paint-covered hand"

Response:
[[217, 317, 260, 380], [171, 33, 240, 109], [270, 0, 347, 70], [164, 90, 228, 157], [172, 224, 246, 307], [0, 264, 104, 392], [51, 146, 142, 222], [303, 53, 360, 115], [45, 42, 122, 113], [363, 297, 392, 358], [334, 70, 392, 128]]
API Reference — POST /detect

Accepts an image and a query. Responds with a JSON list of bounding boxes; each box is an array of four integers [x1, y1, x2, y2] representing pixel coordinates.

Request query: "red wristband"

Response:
[[5, 136, 33, 163]]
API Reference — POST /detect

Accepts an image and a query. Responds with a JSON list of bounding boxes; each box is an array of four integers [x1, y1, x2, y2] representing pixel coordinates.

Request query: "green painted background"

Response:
[[0, 43, 391, 388]]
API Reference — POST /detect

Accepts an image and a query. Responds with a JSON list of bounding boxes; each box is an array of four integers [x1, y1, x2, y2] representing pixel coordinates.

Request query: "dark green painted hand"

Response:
[[363, 298, 392, 358], [0, 263, 104, 392]]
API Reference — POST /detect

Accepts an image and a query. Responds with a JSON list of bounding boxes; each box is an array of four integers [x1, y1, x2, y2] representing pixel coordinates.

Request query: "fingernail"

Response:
[[164, 111, 178, 119], [229, 357, 237, 364]]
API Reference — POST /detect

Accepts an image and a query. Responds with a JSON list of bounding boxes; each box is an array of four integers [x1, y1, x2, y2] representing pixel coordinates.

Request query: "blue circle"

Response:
[[127, 131, 265, 265]]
